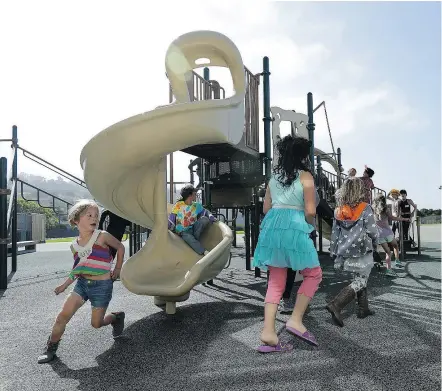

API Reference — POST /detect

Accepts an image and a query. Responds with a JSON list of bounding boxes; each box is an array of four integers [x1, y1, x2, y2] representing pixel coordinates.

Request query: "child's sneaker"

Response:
[[278, 298, 293, 314], [385, 269, 397, 277], [111, 312, 125, 338], [395, 260, 404, 268]]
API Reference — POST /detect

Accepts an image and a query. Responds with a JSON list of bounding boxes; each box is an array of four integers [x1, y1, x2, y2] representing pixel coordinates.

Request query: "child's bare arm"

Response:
[[263, 186, 272, 214], [102, 232, 125, 277], [54, 277, 75, 295], [386, 210, 409, 222]]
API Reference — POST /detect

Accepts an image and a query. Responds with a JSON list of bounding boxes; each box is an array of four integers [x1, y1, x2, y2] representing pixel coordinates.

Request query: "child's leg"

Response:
[[287, 266, 322, 333], [390, 238, 400, 261], [38, 291, 85, 364], [50, 292, 85, 342], [380, 242, 392, 268], [89, 279, 125, 337], [261, 266, 287, 345], [181, 231, 205, 255], [193, 216, 210, 240]]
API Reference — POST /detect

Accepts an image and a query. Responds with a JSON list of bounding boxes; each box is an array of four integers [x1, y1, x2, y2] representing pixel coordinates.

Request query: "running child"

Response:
[[387, 189, 401, 238], [38, 200, 126, 364], [253, 135, 322, 353], [168, 184, 216, 256], [326, 177, 378, 327], [373, 194, 410, 275]]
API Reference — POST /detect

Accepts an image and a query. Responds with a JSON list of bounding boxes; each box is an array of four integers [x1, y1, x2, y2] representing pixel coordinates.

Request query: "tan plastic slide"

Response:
[[80, 31, 248, 314]]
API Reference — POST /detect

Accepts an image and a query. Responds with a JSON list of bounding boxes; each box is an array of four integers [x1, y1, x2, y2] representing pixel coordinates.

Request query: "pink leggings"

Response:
[[265, 266, 323, 304]]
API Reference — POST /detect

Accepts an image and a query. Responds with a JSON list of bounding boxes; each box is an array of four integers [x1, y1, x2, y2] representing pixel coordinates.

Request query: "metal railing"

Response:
[[244, 67, 260, 151]]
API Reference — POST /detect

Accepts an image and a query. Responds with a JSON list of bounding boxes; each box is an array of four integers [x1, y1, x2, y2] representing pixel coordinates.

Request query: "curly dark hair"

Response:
[[273, 135, 312, 187]]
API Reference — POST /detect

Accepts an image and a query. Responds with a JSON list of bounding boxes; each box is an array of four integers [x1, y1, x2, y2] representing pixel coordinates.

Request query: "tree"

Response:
[[17, 198, 60, 230]]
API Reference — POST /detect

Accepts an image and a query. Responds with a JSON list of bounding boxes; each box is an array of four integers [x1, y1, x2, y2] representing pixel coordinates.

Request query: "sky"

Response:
[[0, 1, 440, 208]]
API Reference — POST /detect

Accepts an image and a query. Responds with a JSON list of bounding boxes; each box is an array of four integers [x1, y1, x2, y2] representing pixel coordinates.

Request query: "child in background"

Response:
[[253, 135, 322, 353], [348, 168, 357, 177], [359, 165, 375, 204], [387, 189, 401, 238], [373, 194, 410, 274], [326, 178, 378, 327], [398, 190, 417, 241], [38, 200, 125, 364], [168, 184, 216, 256]]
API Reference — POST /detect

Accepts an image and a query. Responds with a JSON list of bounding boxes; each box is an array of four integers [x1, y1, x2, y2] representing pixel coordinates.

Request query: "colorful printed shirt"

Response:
[[69, 239, 113, 280], [168, 201, 216, 233]]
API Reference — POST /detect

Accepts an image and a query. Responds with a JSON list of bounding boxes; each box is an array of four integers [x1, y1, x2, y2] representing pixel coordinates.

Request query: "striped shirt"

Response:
[[69, 241, 113, 280]]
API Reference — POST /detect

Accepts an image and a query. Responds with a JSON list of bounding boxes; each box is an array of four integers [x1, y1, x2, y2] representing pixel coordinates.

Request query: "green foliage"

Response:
[[17, 198, 60, 230], [417, 208, 441, 217]]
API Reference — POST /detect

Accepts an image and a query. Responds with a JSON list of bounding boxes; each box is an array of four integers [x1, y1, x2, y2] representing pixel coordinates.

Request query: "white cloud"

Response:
[[0, 1, 434, 205]]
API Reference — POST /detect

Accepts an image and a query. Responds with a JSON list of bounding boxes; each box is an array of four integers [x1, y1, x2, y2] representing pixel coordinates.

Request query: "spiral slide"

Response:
[[80, 31, 248, 314]]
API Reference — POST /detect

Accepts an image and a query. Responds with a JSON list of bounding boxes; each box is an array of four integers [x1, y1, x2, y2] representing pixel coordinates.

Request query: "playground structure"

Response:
[[0, 30, 421, 299]]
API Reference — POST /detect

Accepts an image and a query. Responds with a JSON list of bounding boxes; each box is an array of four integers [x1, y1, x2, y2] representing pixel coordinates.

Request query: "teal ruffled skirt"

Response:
[[252, 208, 319, 271]]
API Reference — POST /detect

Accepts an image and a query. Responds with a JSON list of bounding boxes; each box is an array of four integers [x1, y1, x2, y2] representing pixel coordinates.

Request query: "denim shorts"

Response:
[[73, 277, 113, 308]]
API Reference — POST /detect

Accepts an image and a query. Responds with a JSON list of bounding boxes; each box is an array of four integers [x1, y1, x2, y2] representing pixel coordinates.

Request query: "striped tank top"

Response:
[[69, 230, 113, 279]]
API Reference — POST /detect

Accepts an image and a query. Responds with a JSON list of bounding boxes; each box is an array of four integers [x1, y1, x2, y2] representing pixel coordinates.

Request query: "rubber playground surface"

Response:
[[0, 225, 440, 391]]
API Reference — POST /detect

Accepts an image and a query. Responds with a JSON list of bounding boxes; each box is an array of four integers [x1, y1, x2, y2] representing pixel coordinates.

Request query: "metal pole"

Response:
[[316, 155, 323, 253], [337, 147, 342, 187], [262, 57, 272, 180], [307, 93, 315, 174], [129, 223, 134, 257], [0, 157, 8, 290], [203, 68, 212, 209], [189, 159, 195, 186], [253, 188, 261, 277], [244, 208, 251, 270], [11, 125, 18, 272], [417, 216, 421, 256], [169, 154, 174, 204], [398, 221, 404, 261]]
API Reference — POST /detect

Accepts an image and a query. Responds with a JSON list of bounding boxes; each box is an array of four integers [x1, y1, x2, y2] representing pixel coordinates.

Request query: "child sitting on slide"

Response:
[[168, 184, 217, 256]]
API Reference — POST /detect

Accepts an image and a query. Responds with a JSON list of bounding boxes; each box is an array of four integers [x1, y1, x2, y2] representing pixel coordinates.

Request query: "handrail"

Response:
[[19, 179, 73, 221], [19, 147, 87, 188], [6, 179, 16, 231]]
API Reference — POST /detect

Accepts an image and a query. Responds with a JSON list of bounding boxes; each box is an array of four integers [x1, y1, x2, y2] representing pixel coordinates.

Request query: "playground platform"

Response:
[[0, 226, 440, 391]]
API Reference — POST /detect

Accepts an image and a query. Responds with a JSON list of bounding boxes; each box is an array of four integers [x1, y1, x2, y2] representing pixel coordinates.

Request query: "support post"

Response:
[[316, 155, 323, 254], [262, 57, 272, 180], [0, 157, 8, 290], [129, 223, 134, 257], [253, 188, 261, 277], [398, 221, 404, 261], [307, 93, 315, 174], [244, 208, 251, 270], [337, 147, 342, 187], [202, 68, 212, 209], [189, 159, 195, 186], [12, 125, 18, 272], [416, 216, 421, 256]]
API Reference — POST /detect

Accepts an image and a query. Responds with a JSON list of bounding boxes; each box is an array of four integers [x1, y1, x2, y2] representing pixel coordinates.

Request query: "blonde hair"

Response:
[[68, 199, 99, 227], [335, 177, 366, 208]]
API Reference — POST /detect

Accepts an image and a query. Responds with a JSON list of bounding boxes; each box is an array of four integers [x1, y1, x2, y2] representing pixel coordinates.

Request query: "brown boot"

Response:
[[37, 337, 60, 364], [325, 285, 355, 327], [356, 288, 375, 318]]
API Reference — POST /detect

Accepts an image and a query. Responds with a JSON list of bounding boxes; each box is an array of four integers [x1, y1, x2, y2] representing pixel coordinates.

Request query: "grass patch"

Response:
[[46, 233, 130, 243], [46, 237, 75, 243]]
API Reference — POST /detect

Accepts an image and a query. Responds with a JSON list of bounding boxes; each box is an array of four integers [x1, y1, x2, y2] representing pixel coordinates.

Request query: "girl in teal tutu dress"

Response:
[[254, 135, 322, 353]]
